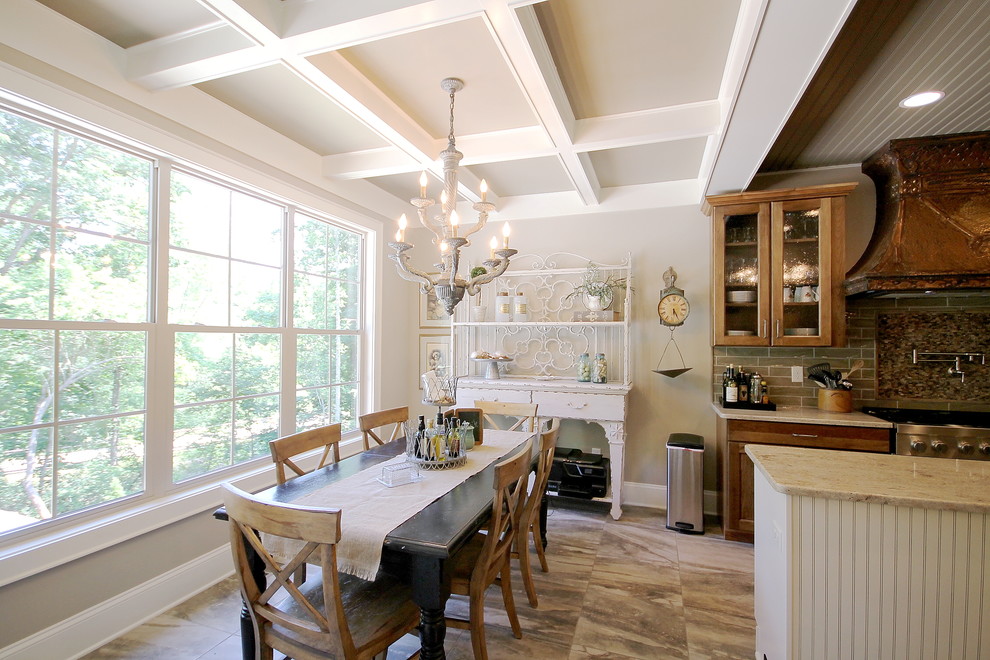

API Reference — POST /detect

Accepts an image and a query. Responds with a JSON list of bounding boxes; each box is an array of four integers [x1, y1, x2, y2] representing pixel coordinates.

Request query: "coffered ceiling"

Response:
[[13, 0, 990, 224]]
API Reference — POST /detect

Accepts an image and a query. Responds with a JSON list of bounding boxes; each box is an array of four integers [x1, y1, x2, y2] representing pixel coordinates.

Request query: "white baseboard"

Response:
[[622, 481, 718, 516], [0, 546, 233, 660]]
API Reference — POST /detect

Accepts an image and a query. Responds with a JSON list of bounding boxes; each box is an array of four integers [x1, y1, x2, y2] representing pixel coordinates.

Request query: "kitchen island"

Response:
[[748, 444, 990, 660]]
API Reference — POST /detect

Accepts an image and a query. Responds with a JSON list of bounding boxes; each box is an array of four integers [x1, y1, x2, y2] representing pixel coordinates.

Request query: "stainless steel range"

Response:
[[862, 407, 990, 460]]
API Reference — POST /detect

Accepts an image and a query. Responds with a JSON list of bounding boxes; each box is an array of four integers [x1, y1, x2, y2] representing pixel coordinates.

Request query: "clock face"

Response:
[[658, 294, 690, 326]]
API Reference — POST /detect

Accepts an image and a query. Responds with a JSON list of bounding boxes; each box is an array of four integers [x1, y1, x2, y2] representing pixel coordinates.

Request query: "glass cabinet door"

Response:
[[713, 203, 770, 344], [771, 198, 832, 345]]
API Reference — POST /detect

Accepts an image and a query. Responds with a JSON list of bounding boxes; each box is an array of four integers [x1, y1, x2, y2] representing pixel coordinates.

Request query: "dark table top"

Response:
[[217, 433, 532, 560]]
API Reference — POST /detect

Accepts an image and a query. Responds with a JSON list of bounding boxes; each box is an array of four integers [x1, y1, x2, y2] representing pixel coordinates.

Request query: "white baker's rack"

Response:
[[450, 252, 632, 385]]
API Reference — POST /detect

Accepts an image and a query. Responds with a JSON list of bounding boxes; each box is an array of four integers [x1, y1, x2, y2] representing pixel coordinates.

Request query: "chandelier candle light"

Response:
[[388, 78, 517, 315]]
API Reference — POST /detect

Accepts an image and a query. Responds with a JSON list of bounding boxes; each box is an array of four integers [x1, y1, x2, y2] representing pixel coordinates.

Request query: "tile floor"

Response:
[[83, 500, 755, 659]]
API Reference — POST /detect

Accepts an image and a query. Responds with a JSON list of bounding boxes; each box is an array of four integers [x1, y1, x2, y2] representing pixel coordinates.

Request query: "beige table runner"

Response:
[[265, 430, 531, 580]]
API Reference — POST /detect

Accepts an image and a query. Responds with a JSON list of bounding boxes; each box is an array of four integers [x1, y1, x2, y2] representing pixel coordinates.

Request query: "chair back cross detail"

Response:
[[476, 401, 538, 433], [358, 407, 409, 450]]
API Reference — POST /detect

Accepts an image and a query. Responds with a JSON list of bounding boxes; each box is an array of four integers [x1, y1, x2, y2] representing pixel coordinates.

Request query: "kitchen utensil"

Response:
[[845, 359, 864, 379], [839, 379, 853, 390], [808, 362, 834, 386]]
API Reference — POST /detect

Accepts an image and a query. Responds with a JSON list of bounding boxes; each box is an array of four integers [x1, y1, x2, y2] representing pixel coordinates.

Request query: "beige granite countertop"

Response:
[[711, 402, 892, 428], [746, 444, 990, 513]]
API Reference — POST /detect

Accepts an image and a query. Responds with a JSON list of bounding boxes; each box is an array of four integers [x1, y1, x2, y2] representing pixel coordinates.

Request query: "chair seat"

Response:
[[273, 570, 421, 656], [449, 532, 487, 593]]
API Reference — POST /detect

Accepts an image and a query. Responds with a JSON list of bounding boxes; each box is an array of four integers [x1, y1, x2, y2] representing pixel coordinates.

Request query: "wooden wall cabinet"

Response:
[[707, 183, 856, 346], [717, 417, 891, 543]]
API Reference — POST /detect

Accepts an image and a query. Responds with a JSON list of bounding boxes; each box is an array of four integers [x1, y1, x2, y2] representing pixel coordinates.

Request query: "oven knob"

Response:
[[979, 443, 990, 456], [931, 440, 948, 454], [909, 440, 927, 453], [958, 442, 974, 455]]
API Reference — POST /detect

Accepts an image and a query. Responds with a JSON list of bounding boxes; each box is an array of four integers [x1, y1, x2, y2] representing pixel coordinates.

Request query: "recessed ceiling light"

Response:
[[899, 91, 945, 108]]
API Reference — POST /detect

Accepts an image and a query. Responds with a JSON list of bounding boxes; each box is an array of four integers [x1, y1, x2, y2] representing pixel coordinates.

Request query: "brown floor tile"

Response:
[[88, 500, 756, 660]]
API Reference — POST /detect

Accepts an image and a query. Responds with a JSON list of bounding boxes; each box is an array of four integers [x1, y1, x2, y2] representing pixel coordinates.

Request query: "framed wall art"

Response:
[[419, 282, 451, 328], [419, 334, 451, 383]]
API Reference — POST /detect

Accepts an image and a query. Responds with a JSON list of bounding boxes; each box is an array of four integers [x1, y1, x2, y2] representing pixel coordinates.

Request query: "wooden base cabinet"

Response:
[[717, 417, 891, 543]]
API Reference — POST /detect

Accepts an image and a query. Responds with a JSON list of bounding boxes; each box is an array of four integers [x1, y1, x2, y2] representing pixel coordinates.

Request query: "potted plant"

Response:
[[469, 266, 488, 321], [565, 262, 628, 311]]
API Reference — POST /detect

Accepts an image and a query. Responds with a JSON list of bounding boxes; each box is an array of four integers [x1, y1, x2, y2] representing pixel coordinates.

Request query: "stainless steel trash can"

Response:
[[666, 433, 704, 534]]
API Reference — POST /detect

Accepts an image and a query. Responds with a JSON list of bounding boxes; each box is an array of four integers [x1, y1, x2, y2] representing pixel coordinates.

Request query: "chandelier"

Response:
[[388, 77, 517, 316]]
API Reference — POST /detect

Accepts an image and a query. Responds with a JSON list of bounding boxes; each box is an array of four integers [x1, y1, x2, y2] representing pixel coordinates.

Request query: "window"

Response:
[[293, 213, 361, 433], [0, 109, 151, 527], [0, 103, 368, 536]]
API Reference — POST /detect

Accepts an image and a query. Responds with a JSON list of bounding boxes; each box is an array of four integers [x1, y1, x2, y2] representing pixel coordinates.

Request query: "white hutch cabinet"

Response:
[[450, 253, 632, 519]]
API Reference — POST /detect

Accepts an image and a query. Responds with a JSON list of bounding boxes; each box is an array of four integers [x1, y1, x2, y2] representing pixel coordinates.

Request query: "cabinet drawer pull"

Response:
[[566, 402, 588, 409], [791, 433, 819, 438]]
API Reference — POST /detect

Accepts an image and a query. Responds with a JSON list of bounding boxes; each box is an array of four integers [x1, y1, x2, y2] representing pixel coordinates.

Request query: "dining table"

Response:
[[213, 428, 538, 660]]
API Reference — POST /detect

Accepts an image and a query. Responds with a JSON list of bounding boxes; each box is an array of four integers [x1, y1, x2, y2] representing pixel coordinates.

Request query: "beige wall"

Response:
[[749, 165, 877, 271], [0, 511, 227, 647]]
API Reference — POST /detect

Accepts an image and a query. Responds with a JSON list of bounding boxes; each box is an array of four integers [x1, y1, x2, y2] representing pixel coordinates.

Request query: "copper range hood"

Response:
[[844, 132, 990, 296]]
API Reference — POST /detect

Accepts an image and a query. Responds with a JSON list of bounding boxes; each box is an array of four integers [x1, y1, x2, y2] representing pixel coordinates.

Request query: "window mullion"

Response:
[[144, 160, 174, 496]]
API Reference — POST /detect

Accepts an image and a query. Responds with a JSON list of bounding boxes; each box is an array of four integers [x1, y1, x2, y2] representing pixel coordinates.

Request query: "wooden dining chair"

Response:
[[222, 483, 420, 660], [475, 400, 538, 433], [269, 424, 342, 485], [445, 438, 533, 660], [513, 417, 561, 607], [358, 407, 409, 450]]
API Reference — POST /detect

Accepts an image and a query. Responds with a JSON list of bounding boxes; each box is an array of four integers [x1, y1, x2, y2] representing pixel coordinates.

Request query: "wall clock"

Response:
[[657, 267, 690, 327], [654, 267, 692, 378]]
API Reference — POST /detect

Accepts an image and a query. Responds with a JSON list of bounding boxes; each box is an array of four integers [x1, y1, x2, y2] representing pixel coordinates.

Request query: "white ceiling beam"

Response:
[[323, 125, 556, 179], [702, 0, 858, 199], [127, 0, 489, 91], [572, 101, 721, 153], [125, 24, 272, 90], [493, 178, 701, 222], [322, 147, 421, 180], [483, 2, 601, 206]]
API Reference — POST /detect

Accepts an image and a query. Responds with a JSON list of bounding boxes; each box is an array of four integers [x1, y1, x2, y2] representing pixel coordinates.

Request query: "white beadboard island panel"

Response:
[[750, 445, 990, 660]]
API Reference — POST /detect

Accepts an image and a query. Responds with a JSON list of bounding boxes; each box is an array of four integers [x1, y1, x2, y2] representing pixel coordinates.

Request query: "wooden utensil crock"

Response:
[[817, 389, 852, 413]]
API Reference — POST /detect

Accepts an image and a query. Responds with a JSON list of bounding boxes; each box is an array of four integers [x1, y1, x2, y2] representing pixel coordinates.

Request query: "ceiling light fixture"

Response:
[[898, 90, 945, 108], [388, 78, 516, 315]]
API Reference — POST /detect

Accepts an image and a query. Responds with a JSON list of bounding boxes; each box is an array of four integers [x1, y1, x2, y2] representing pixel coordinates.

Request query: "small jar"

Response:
[[592, 353, 607, 384], [495, 291, 513, 322], [514, 292, 529, 321], [461, 422, 475, 450], [577, 353, 592, 382]]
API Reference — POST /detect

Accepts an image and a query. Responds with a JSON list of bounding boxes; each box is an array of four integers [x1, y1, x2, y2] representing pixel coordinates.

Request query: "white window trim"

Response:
[[0, 432, 369, 587], [0, 84, 382, 585]]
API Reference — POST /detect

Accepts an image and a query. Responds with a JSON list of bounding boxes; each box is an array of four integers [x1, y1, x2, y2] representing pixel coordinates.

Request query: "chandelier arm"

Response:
[[464, 249, 517, 296], [389, 247, 435, 293], [415, 204, 446, 244], [458, 208, 490, 240]]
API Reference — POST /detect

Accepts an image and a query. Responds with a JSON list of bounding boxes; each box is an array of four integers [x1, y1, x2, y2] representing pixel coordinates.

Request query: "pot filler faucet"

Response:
[[912, 350, 986, 384]]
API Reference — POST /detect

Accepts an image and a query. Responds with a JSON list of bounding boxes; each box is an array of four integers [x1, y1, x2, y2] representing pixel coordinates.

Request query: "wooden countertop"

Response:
[[746, 444, 990, 513], [711, 402, 892, 428]]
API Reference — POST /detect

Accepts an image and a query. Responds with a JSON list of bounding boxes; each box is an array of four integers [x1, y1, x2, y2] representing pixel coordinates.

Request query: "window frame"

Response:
[[0, 96, 378, 587]]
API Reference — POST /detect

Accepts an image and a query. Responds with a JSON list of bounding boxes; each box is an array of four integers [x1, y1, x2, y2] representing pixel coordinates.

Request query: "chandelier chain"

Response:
[[448, 88, 457, 145]]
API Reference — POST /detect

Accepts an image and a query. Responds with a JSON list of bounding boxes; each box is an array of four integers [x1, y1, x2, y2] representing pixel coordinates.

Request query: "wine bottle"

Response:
[[724, 364, 739, 403]]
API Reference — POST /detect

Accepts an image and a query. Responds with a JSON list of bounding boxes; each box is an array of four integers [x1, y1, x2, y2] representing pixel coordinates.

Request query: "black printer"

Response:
[[547, 447, 609, 499]]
